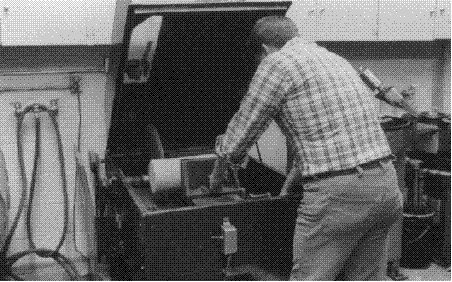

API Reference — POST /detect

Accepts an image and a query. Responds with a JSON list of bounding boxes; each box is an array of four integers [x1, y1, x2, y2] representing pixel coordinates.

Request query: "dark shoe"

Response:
[[387, 262, 409, 281]]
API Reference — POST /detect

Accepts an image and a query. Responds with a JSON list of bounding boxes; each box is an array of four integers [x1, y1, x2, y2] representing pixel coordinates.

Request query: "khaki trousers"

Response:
[[289, 161, 403, 281], [385, 158, 407, 266]]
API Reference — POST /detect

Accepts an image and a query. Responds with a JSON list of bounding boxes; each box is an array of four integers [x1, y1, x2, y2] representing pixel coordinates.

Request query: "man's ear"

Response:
[[262, 44, 270, 54]]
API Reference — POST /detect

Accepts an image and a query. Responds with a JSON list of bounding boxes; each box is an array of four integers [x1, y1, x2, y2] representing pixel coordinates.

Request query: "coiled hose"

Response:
[[1, 105, 81, 280]]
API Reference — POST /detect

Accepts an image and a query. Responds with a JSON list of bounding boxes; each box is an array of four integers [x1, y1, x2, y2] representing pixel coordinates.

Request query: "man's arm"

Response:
[[215, 55, 292, 167]]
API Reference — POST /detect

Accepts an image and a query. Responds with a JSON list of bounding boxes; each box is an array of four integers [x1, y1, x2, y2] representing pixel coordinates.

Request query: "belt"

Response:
[[303, 155, 396, 182]]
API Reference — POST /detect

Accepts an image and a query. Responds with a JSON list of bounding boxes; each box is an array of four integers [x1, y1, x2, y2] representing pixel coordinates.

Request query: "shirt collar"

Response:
[[282, 36, 314, 51]]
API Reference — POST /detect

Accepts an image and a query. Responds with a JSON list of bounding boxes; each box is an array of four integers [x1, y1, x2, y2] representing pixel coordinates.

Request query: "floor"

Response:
[[97, 263, 451, 281], [400, 263, 451, 281], [10, 260, 450, 281]]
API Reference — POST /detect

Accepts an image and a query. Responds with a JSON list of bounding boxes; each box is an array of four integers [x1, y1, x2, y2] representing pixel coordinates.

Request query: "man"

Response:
[[210, 16, 404, 280]]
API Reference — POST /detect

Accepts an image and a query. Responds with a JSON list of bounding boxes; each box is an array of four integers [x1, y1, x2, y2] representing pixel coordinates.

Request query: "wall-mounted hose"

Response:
[[0, 110, 28, 280], [26, 115, 41, 250], [0, 103, 82, 281]]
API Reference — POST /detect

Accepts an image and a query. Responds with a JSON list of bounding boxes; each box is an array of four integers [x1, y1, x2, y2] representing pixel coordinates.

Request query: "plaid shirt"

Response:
[[216, 37, 392, 177]]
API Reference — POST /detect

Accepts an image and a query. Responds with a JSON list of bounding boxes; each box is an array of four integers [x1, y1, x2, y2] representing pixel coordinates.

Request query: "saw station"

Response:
[[0, 0, 450, 281], [96, 2, 301, 280]]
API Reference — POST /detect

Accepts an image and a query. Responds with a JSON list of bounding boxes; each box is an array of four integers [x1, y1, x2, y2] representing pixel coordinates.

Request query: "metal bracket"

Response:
[[11, 101, 59, 119], [10, 102, 22, 117], [69, 75, 82, 95], [48, 99, 59, 117]]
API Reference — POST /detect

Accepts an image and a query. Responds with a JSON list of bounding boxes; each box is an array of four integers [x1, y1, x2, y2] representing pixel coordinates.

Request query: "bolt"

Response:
[[11, 102, 22, 111], [50, 99, 59, 108]]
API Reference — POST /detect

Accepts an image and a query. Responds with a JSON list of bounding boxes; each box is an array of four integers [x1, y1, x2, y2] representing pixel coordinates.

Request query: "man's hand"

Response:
[[209, 157, 230, 192], [279, 166, 303, 197]]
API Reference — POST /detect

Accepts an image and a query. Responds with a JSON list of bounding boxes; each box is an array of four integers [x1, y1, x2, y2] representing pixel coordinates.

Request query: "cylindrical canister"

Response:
[[405, 158, 424, 211]]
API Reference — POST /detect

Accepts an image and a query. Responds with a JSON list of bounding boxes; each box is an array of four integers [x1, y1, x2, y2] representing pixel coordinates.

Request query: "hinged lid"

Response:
[[107, 1, 292, 158]]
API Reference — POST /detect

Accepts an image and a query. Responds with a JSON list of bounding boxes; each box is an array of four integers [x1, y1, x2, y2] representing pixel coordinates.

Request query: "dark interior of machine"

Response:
[[107, 3, 288, 161]]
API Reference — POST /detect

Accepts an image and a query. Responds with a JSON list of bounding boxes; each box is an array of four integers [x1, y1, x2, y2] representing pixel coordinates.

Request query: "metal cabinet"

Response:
[[316, 0, 379, 41], [289, 0, 439, 42], [288, 0, 444, 41], [0, 0, 116, 46], [0, 0, 448, 46], [435, 0, 451, 39], [378, 0, 436, 41], [80, 0, 117, 45]]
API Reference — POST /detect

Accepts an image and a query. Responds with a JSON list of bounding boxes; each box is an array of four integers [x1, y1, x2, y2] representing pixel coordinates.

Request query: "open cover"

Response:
[[107, 1, 292, 165]]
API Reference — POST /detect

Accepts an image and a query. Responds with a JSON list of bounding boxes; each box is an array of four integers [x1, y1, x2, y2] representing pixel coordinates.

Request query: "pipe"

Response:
[[0, 86, 73, 94], [0, 69, 106, 76], [1, 71, 90, 94]]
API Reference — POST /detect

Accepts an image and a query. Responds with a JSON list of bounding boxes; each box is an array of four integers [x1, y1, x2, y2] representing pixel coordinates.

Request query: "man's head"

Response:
[[250, 16, 300, 59]]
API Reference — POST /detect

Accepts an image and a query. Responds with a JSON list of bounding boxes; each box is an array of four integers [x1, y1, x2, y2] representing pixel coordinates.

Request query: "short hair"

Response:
[[250, 16, 299, 49]]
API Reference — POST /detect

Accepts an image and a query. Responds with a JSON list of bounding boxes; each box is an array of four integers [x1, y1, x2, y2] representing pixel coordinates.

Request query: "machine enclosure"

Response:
[[97, 184, 299, 280], [100, 1, 299, 280]]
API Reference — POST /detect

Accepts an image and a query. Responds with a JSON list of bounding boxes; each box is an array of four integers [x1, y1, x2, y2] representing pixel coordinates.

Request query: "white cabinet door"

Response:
[[285, 0, 318, 43], [435, 0, 451, 39], [1, 0, 89, 46], [1, 0, 117, 46], [316, 0, 378, 41], [83, 0, 117, 45], [379, 0, 436, 41]]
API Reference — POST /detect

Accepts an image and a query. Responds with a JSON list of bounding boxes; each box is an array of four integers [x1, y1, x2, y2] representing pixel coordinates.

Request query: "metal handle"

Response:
[[421, 168, 451, 177], [248, 192, 271, 199]]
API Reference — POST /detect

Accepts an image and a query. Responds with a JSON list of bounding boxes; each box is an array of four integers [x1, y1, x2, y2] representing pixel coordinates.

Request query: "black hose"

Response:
[[1, 113, 28, 256], [6, 249, 81, 280], [0, 113, 28, 281], [0, 107, 82, 281], [25, 112, 69, 254], [26, 116, 41, 250]]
